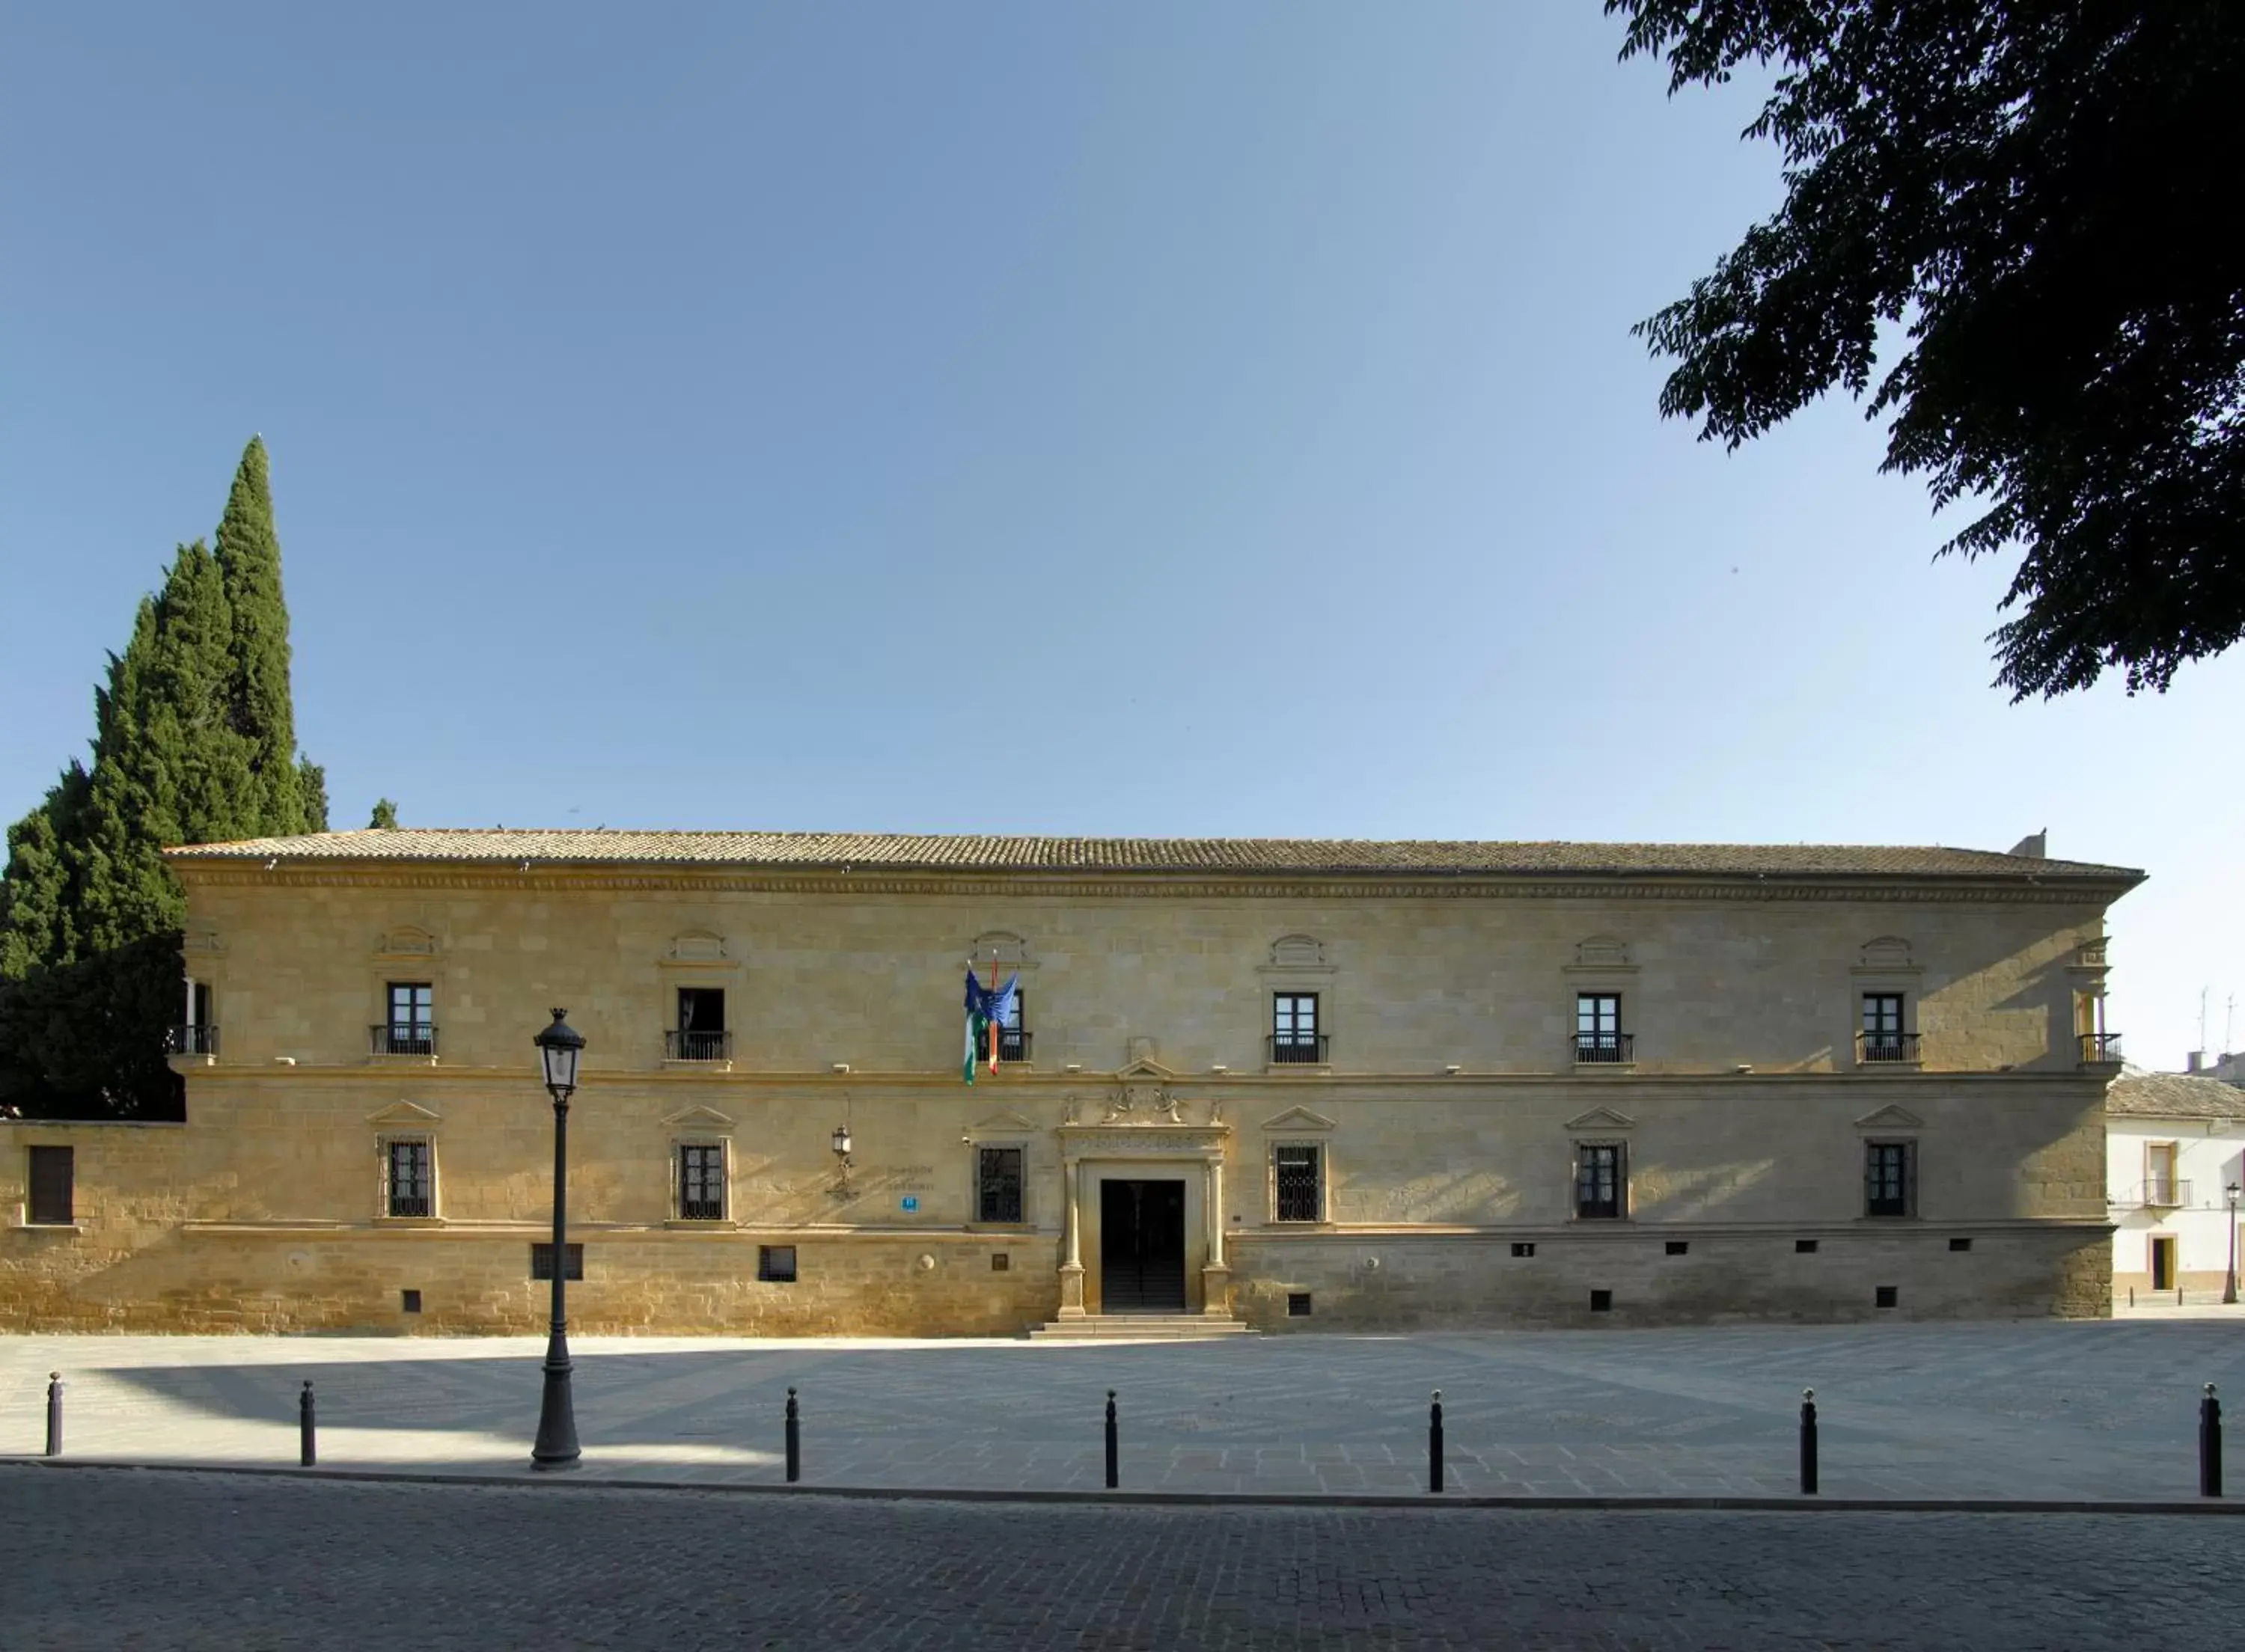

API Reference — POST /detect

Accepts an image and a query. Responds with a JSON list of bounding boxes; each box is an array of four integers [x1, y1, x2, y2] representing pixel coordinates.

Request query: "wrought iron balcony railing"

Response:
[[997, 1027, 1030, 1062], [165, 1024, 219, 1057], [1857, 1030, 1922, 1065], [370, 1024, 438, 1057], [2139, 1178, 2190, 1208], [2080, 1032, 2124, 1063], [1268, 1032, 1330, 1065], [1573, 1032, 1634, 1065], [665, 1029, 734, 1062]]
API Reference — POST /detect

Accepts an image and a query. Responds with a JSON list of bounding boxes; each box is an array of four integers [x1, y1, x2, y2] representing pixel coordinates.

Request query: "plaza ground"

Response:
[[4, 1314, 2242, 1500], [2, 1467, 2240, 1651]]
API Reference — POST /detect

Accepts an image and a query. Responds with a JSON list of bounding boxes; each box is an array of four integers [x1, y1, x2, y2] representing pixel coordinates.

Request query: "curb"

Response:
[[5, 1457, 2238, 1515]]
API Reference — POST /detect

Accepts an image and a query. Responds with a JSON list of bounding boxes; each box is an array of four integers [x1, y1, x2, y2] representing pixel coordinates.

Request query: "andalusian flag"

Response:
[[962, 964, 1019, 1084]]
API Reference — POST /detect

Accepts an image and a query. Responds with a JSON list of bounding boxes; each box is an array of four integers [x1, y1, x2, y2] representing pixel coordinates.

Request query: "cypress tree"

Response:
[[213, 437, 317, 833], [369, 798, 399, 829], [1, 439, 323, 1118]]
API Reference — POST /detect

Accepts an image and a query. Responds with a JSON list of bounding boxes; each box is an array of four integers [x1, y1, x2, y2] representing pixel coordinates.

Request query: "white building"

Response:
[[2106, 1072, 2245, 1300]]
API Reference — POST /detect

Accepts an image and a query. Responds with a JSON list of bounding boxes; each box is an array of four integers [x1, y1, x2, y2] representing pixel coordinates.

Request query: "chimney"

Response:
[[2187, 1051, 2205, 1074], [2007, 830, 2047, 860]]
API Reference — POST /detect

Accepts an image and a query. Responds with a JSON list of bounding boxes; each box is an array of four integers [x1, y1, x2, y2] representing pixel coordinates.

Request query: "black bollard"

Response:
[[2202, 1383, 2223, 1499], [1429, 1389, 1444, 1494], [784, 1387, 800, 1484], [45, 1372, 62, 1457], [1799, 1388, 1818, 1496], [1105, 1389, 1119, 1490], [299, 1380, 317, 1467]]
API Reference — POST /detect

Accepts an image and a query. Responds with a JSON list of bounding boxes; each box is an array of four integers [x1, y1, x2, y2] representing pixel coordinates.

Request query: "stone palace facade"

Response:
[[0, 830, 2141, 1334]]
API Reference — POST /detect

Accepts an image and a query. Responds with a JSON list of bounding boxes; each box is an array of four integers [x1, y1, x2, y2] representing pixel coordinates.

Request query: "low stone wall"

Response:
[[1227, 1226, 2113, 1329]]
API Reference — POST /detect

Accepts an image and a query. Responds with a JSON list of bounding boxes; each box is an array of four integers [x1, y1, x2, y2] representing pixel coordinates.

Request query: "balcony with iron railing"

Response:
[[664, 1029, 734, 1062], [1573, 1031, 1634, 1065], [1856, 1030, 1922, 1065], [165, 1024, 219, 1059], [2080, 1032, 2124, 1065], [1268, 1032, 1330, 1067], [2128, 1178, 2191, 1209], [370, 1024, 438, 1058], [997, 1027, 1030, 1063]]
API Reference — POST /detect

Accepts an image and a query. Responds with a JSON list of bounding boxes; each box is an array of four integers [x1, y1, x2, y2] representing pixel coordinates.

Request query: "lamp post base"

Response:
[[530, 1335, 580, 1470]]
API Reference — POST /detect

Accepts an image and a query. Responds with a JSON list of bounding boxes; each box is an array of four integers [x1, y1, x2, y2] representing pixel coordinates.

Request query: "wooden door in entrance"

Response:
[[1100, 1178, 1187, 1312]]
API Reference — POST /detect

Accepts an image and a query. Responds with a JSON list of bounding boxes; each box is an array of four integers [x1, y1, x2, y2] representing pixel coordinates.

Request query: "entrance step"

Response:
[[1025, 1315, 1256, 1341]]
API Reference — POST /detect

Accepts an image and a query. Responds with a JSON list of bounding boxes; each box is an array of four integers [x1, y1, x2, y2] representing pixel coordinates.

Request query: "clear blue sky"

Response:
[[4, 2, 2240, 1066]]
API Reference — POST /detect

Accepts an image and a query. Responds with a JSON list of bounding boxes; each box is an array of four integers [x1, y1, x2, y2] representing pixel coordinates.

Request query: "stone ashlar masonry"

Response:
[[0, 831, 2139, 1335]]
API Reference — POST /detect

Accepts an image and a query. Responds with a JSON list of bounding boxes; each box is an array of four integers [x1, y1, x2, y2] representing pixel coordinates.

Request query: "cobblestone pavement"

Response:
[[4, 1319, 2241, 1499], [3, 1466, 2239, 1651]]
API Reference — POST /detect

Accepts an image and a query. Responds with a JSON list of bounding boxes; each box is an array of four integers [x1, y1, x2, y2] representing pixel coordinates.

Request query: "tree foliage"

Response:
[[0, 440, 323, 1119], [1607, 1, 2245, 697], [368, 798, 399, 830]]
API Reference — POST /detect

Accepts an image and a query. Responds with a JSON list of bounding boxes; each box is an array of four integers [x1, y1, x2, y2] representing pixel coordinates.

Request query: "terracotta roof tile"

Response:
[[2105, 1072, 2245, 1120], [162, 829, 2144, 882]]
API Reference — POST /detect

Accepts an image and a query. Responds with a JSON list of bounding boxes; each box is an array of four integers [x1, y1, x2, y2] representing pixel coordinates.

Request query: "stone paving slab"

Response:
[[4, 1320, 2241, 1501], [5, 1467, 2242, 1651]]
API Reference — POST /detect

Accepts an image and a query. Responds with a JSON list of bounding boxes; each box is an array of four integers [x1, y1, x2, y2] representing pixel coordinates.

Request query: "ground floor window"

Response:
[[1865, 1140, 1916, 1217], [384, 1139, 433, 1218], [759, 1245, 798, 1283], [27, 1145, 73, 1225], [1274, 1143, 1324, 1222], [1574, 1142, 1625, 1219], [977, 1145, 1024, 1223], [677, 1143, 726, 1220]]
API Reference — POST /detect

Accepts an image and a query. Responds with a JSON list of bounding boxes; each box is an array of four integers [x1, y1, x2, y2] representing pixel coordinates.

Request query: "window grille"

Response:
[[530, 1242, 584, 1280], [1865, 1141, 1915, 1217], [678, 1144, 726, 1220], [758, 1246, 797, 1283], [977, 1146, 1024, 1224], [27, 1146, 73, 1226], [1575, 1142, 1624, 1219], [385, 1139, 432, 1218], [1274, 1144, 1323, 1223]]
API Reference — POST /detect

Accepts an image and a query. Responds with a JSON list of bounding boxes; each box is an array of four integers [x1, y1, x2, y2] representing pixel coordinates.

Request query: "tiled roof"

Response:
[[2106, 1072, 2245, 1120], [164, 830, 2143, 881]]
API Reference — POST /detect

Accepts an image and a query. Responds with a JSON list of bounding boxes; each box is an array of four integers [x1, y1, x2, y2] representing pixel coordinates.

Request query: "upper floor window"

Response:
[[1274, 1143, 1325, 1222], [1271, 993, 1325, 1064], [1574, 994, 1628, 1063], [996, 990, 1028, 1064], [977, 1146, 1024, 1223], [669, 987, 730, 1062], [1574, 1142, 1625, 1219], [27, 1145, 73, 1226], [1865, 1140, 1915, 1217], [384, 1139, 433, 1218], [379, 982, 436, 1056], [677, 1143, 726, 1220], [1860, 993, 1916, 1063]]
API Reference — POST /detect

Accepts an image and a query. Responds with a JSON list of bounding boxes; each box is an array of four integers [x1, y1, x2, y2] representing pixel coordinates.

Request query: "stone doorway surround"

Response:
[[1055, 1069, 1231, 1319]]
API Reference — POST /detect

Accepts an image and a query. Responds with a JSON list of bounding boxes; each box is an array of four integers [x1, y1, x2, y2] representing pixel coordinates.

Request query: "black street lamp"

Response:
[[531, 1008, 585, 1471], [2225, 1180, 2241, 1307], [831, 1122, 854, 1190]]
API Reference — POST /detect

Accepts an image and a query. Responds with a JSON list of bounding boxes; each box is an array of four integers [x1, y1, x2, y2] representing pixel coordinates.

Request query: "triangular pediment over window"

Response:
[[1259, 1105, 1336, 1132], [971, 1110, 1037, 1132], [366, 1100, 441, 1127], [1115, 1056, 1178, 1080], [661, 1104, 736, 1131], [1563, 1105, 1637, 1132], [1854, 1104, 1924, 1131]]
